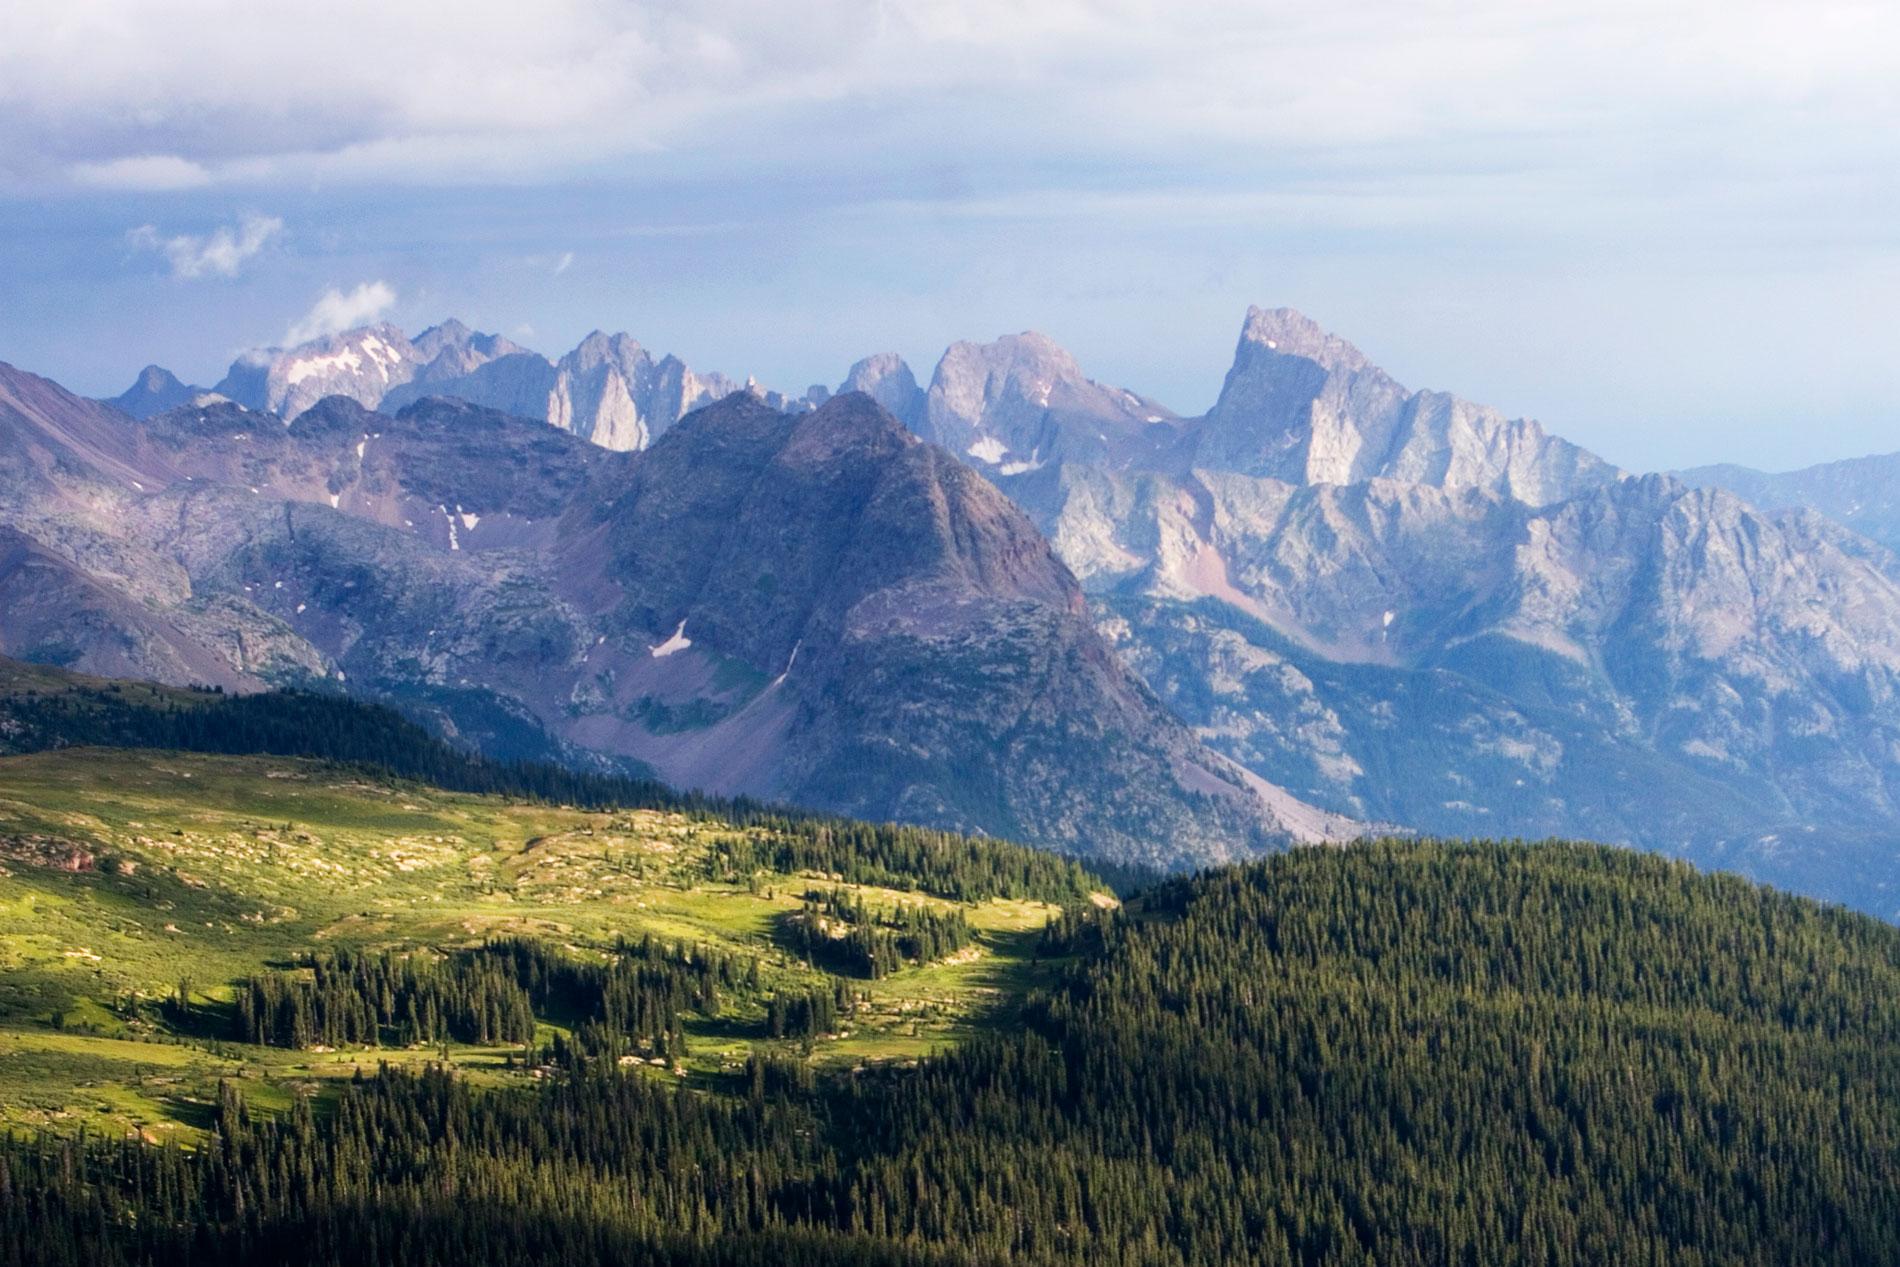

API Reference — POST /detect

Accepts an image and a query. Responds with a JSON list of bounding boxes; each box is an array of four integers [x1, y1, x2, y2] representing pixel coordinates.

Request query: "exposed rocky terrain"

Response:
[[3, 360, 1340, 866], [1680, 452, 1900, 553], [904, 310, 1900, 914], [51, 304, 1900, 911]]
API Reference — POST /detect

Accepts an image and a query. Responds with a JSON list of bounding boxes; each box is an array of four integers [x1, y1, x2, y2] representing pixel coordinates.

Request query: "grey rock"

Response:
[[920, 332, 1184, 479], [985, 309, 1900, 914], [1194, 307, 1621, 503], [202, 319, 760, 450]]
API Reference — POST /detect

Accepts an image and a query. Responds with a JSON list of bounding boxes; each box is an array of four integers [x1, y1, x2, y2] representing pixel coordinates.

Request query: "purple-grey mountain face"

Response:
[[0, 361, 1342, 867], [919, 332, 1186, 480], [942, 310, 1900, 914], [1193, 307, 1622, 502], [839, 353, 926, 431], [104, 365, 214, 420], [1678, 454, 1900, 553]]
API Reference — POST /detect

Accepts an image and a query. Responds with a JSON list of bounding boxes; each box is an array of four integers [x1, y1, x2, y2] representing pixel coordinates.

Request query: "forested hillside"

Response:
[[4, 838, 1894, 1266]]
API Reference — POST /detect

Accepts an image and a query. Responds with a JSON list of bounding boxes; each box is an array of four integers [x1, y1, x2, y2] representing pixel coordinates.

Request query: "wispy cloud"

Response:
[[70, 154, 211, 191], [284, 281, 396, 344], [129, 212, 283, 279], [553, 251, 575, 275]]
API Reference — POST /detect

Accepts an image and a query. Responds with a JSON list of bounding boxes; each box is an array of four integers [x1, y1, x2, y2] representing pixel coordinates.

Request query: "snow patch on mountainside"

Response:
[[287, 349, 363, 385], [650, 620, 692, 657], [967, 436, 1007, 465]]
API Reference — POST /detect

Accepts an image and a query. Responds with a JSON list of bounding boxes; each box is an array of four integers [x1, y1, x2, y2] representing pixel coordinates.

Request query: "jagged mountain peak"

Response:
[[1238, 306, 1376, 375], [212, 323, 421, 420], [413, 316, 472, 346], [839, 353, 925, 430], [191, 320, 759, 453], [131, 365, 182, 392], [104, 364, 209, 420], [933, 331, 1085, 392], [1193, 304, 1619, 503], [843, 351, 913, 382], [922, 331, 1179, 477], [411, 318, 526, 369], [569, 329, 646, 368]]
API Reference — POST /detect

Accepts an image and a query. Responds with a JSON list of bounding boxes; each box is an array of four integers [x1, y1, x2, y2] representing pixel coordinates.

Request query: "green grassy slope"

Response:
[[0, 747, 1095, 1140], [6, 833, 1898, 1266]]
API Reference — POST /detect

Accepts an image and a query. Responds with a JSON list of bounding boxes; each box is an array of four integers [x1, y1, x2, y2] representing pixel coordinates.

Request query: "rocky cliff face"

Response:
[[543, 331, 740, 450], [539, 391, 1340, 861], [839, 353, 926, 431], [919, 333, 1185, 481], [0, 361, 1338, 867], [1193, 307, 1621, 503], [214, 324, 426, 420], [1086, 468, 1900, 868], [888, 311, 1900, 915]]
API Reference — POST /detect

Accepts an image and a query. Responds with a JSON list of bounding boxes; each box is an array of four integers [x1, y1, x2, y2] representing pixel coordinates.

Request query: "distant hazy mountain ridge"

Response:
[[1679, 452, 1900, 553], [122, 320, 829, 453]]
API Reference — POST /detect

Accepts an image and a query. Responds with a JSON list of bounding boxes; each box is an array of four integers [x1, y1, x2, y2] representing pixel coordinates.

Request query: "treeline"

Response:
[[0, 666, 1102, 904], [235, 948, 535, 1048], [706, 822, 1095, 904], [9, 839, 1900, 1265], [233, 937, 755, 1060], [766, 982, 855, 1041], [788, 888, 972, 979]]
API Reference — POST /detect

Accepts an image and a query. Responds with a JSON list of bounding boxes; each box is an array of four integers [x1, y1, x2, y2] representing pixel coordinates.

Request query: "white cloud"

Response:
[[129, 212, 283, 279], [285, 281, 397, 344], [3, 1, 1890, 196], [553, 251, 575, 275], [69, 154, 211, 191]]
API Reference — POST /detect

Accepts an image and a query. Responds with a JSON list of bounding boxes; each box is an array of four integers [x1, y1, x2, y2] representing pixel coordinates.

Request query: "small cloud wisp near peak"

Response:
[[284, 280, 397, 345]]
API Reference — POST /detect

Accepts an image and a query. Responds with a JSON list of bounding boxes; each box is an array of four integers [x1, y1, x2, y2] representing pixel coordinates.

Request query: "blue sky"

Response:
[[2, 0, 1896, 473]]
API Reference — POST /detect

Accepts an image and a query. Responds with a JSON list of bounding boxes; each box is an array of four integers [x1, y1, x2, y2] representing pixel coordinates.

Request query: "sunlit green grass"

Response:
[[0, 748, 1084, 1140]]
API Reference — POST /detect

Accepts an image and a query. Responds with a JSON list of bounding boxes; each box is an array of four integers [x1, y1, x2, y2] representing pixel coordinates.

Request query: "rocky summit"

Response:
[[904, 309, 1900, 915]]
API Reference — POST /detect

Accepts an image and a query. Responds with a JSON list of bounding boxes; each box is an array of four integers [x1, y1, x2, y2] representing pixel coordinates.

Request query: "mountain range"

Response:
[[4, 304, 1893, 911], [899, 309, 1900, 913], [4, 359, 1341, 867], [108, 320, 831, 451]]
